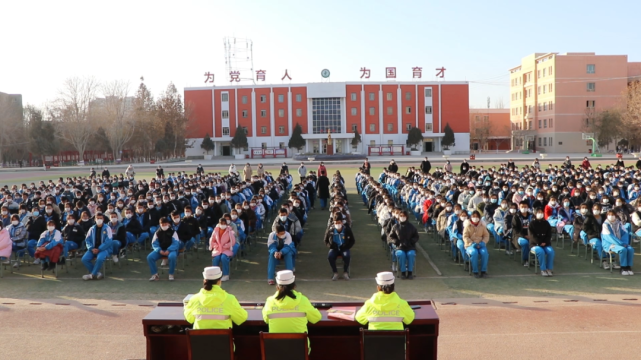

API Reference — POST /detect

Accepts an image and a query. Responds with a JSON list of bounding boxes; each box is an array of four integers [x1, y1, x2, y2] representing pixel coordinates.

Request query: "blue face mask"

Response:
[[490, 199, 497, 203], [518, 191, 525, 195], [33, 211, 40, 216]]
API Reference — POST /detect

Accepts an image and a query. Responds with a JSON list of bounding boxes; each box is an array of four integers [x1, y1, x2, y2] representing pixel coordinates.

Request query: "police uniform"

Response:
[[355, 272, 415, 330], [262, 271, 321, 351], [184, 266, 248, 329]]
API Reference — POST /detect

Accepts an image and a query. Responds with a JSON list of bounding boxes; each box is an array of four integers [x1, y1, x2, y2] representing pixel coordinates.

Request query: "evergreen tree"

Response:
[[288, 123, 306, 150], [406, 127, 423, 150], [230, 125, 248, 152], [201, 133, 215, 154], [351, 129, 362, 147], [442, 123, 455, 150]]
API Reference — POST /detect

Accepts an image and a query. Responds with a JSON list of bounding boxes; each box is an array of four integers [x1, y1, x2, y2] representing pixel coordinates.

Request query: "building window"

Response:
[[260, 110, 267, 117], [351, 107, 357, 116], [261, 143, 267, 149], [222, 110, 229, 119], [549, 66, 553, 75], [387, 123, 393, 132], [425, 106, 432, 114], [549, 137, 553, 146], [538, 103, 542, 112], [222, 93, 229, 102], [425, 123, 433, 131], [537, 70, 541, 79], [312, 97, 341, 134], [242, 110, 248, 118], [278, 109, 285, 117], [369, 124, 375, 132], [387, 107, 393, 115], [543, 86, 546, 94], [222, 127, 230, 136], [549, 84, 553, 92], [241, 95, 247, 104], [296, 108, 302, 117], [261, 126, 267, 134], [549, 101, 554, 110], [543, 103, 547, 111], [406, 106, 411, 114], [351, 124, 358, 132], [386, 93, 392, 101], [369, 107, 375, 115], [278, 94, 284, 103], [538, 86, 541, 95], [529, 121, 532, 130], [538, 137, 542, 146], [543, 68, 546, 77], [544, 137, 547, 146], [538, 119, 542, 129], [296, 94, 302, 102], [587, 64, 595, 74], [370, 140, 376, 146], [550, 118, 553, 127], [425, 88, 432, 97], [279, 142, 285, 149], [586, 100, 595, 108], [351, 93, 357, 101], [405, 92, 411, 100], [544, 119, 547, 128], [260, 95, 266, 103], [242, 127, 248, 134], [587, 82, 595, 92], [278, 126, 285, 134], [406, 123, 412, 131], [369, 93, 375, 101]]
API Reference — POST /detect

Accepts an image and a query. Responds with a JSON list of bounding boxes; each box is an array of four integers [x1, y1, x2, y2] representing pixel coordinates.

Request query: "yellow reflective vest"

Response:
[[355, 291, 415, 330], [262, 290, 322, 334], [184, 286, 248, 329]]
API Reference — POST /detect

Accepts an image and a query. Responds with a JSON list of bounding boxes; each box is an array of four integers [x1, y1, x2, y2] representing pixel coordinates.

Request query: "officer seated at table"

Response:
[[355, 272, 415, 330]]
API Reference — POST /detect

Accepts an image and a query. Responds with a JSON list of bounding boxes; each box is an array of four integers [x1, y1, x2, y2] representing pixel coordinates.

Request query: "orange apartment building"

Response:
[[509, 52, 641, 153], [184, 81, 470, 157], [469, 109, 511, 151]]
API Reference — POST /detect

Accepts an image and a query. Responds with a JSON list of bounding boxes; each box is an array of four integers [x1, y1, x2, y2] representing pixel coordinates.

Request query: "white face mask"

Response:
[[501, 204, 508, 209], [95, 219, 103, 226], [607, 215, 616, 222], [509, 209, 516, 214], [536, 213, 544, 220], [219, 224, 227, 229], [279, 215, 287, 221], [111, 218, 118, 223], [471, 217, 480, 223], [335, 224, 342, 231], [184, 212, 191, 217], [161, 225, 170, 231], [399, 217, 407, 222], [11, 220, 19, 226], [243, 206, 249, 210], [593, 210, 600, 215], [231, 215, 238, 220], [580, 209, 588, 215], [520, 208, 528, 213], [173, 218, 180, 224], [196, 210, 203, 215], [48, 226, 55, 232]]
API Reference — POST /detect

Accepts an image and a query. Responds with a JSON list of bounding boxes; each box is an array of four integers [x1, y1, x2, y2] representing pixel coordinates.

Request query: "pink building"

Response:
[[509, 53, 641, 153]]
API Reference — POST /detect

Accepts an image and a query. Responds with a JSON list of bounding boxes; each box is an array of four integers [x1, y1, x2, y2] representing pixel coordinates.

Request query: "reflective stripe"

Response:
[[367, 316, 403, 323], [267, 312, 306, 319], [196, 314, 230, 321]]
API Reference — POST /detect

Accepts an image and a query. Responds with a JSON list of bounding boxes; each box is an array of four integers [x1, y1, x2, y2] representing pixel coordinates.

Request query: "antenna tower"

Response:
[[224, 37, 255, 84]]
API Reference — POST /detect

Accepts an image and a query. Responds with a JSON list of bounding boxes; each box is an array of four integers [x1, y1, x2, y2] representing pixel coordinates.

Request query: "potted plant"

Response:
[[230, 126, 248, 159], [200, 133, 215, 160], [406, 127, 423, 155], [442, 123, 455, 155]]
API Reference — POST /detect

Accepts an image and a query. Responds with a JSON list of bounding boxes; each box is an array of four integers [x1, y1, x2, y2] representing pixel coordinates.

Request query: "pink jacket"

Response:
[[0, 228, 11, 259], [210, 225, 236, 257]]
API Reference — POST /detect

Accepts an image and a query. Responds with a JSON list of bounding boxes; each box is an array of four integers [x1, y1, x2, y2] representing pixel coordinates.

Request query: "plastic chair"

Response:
[[186, 328, 234, 360], [360, 328, 409, 360], [259, 332, 308, 360]]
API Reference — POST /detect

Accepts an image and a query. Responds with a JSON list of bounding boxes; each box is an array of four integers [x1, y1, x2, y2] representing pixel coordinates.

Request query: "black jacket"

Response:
[[582, 214, 602, 240], [388, 163, 398, 173], [323, 225, 355, 251], [316, 176, 330, 200], [420, 160, 431, 174], [26, 216, 47, 240], [388, 221, 419, 251], [528, 218, 551, 246], [61, 223, 85, 246]]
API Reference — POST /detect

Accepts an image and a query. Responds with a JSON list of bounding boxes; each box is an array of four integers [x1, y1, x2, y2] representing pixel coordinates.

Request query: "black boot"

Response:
[[41, 261, 48, 271], [49, 262, 56, 271], [407, 271, 414, 280], [401, 272, 408, 280]]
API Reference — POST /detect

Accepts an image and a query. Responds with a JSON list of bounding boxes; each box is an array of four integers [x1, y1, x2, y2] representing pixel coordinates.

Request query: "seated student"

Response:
[[34, 220, 64, 271], [147, 217, 181, 281], [6, 214, 28, 267], [492, 199, 510, 248], [26, 207, 47, 264], [512, 201, 533, 266], [529, 207, 555, 277], [266, 225, 295, 285], [210, 218, 236, 282], [323, 214, 355, 281], [582, 203, 607, 268], [170, 211, 196, 251], [61, 214, 85, 259], [355, 271, 415, 330], [262, 270, 321, 353], [272, 208, 302, 247], [601, 210, 635, 275], [451, 206, 468, 262], [81, 213, 113, 280], [106, 212, 125, 263], [0, 223, 11, 266], [122, 207, 144, 249], [557, 198, 576, 238], [462, 210, 490, 278], [388, 210, 419, 280], [184, 266, 248, 330]]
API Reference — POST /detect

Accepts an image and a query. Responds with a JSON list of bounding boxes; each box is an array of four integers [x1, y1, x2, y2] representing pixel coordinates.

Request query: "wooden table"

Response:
[[142, 300, 439, 360]]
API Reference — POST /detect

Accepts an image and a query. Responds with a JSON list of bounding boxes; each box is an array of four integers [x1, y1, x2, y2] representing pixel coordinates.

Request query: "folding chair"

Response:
[[259, 332, 308, 360], [336, 253, 350, 276], [186, 328, 234, 360], [360, 328, 409, 360], [527, 248, 540, 273]]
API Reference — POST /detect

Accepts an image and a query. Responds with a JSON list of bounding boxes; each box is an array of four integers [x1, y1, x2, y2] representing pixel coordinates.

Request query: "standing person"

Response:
[[298, 162, 307, 183], [125, 165, 135, 178], [355, 272, 415, 330], [262, 270, 322, 353], [196, 164, 204, 175], [507, 159, 516, 171], [388, 160, 398, 173], [257, 163, 265, 178], [443, 160, 452, 173], [102, 167, 110, 179], [581, 157, 591, 170], [420, 157, 432, 174], [228, 164, 239, 177], [280, 162, 289, 175], [184, 266, 248, 329], [156, 166, 164, 178], [316, 171, 331, 210], [243, 163, 252, 182], [317, 162, 327, 177], [89, 168, 96, 178], [81, 213, 113, 281], [361, 158, 371, 175], [563, 156, 572, 169], [460, 159, 470, 175], [323, 214, 355, 281], [388, 210, 419, 280]]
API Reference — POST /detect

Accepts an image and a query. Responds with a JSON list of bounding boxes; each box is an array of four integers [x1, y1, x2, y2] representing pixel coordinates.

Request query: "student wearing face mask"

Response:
[[26, 206, 48, 264], [436, 202, 455, 241], [529, 208, 555, 276], [557, 198, 576, 239], [61, 214, 85, 259], [324, 214, 355, 281], [34, 220, 64, 271], [210, 218, 237, 281], [512, 201, 533, 266], [170, 211, 197, 252], [630, 202, 641, 241], [462, 211, 490, 278], [147, 217, 181, 281], [492, 200, 509, 249], [267, 225, 295, 285], [388, 210, 419, 280], [580, 204, 607, 267], [601, 210, 634, 275], [81, 213, 113, 280], [272, 208, 302, 247], [5, 214, 28, 268]]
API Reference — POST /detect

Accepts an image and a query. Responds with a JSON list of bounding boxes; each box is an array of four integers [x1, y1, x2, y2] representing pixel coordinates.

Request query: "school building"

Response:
[[184, 81, 470, 158]]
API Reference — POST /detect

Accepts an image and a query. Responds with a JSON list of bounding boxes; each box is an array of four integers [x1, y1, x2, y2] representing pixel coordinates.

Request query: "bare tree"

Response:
[[0, 94, 24, 163], [470, 112, 491, 151], [621, 81, 641, 148], [494, 97, 505, 109], [98, 80, 136, 161], [157, 83, 187, 158], [50, 77, 100, 163], [131, 78, 162, 160]]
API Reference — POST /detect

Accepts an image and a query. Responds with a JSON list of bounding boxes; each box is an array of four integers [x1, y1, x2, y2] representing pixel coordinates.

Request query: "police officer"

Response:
[[355, 272, 415, 330], [262, 270, 321, 353], [184, 266, 248, 329]]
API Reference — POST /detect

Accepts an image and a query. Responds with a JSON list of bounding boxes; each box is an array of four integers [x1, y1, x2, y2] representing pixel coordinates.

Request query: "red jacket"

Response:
[[422, 198, 434, 224]]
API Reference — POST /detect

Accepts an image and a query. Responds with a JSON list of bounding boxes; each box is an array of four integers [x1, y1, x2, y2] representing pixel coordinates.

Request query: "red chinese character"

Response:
[[385, 67, 396, 79], [229, 71, 241, 82], [204, 72, 214, 83], [281, 69, 292, 80], [360, 67, 371, 79], [435, 67, 446, 78], [412, 67, 422, 79], [256, 70, 266, 81]]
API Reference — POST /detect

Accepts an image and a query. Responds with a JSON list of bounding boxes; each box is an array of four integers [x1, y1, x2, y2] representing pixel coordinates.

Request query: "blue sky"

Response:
[[2, 0, 639, 108]]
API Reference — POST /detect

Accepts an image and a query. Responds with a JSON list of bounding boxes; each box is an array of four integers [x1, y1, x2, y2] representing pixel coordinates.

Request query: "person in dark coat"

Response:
[[361, 159, 371, 175], [388, 160, 398, 173], [388, 210, 419, 280], [316, 174, 331, 210], [101, 167, 110, 179], [460, 160, 470, 175], [280, 162, 289, 175], [420, 157, 432, 174], [323, 214, 356, 281], [636, 156, 641, 170]]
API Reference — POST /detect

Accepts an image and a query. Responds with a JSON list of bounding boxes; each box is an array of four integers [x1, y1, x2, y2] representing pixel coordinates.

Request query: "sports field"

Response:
[[1, 164, 640, 360]]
